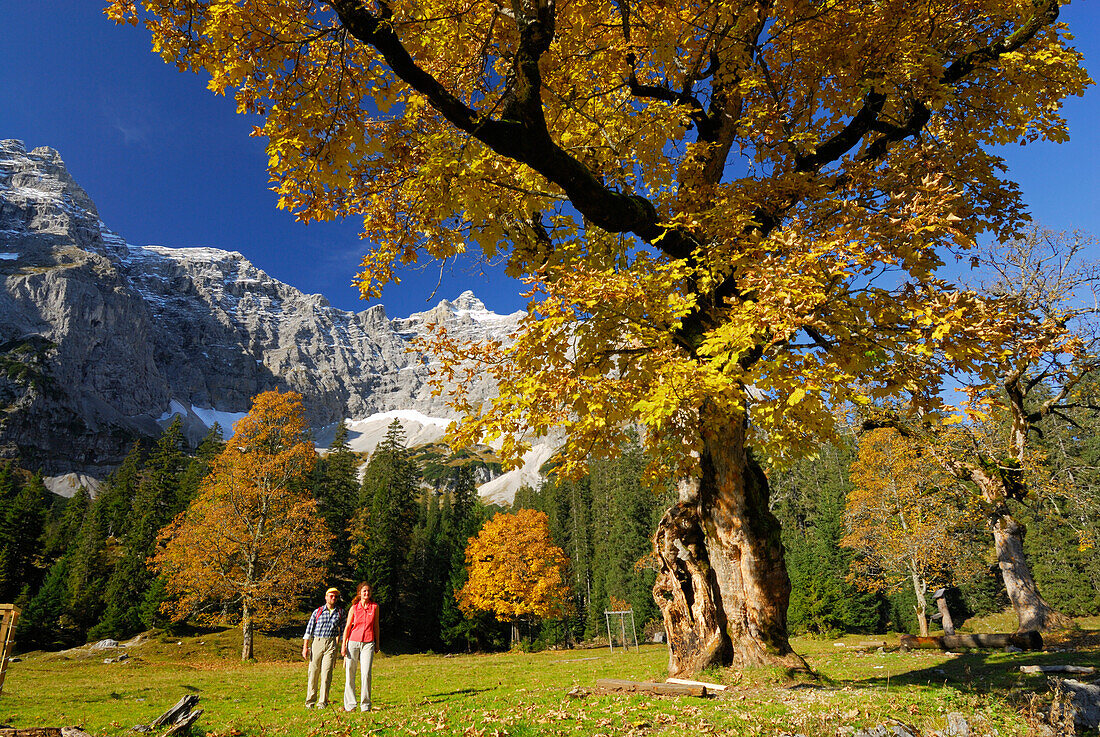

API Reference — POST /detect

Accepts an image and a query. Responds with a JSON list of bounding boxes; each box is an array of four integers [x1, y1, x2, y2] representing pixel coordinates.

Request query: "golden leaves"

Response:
[[457, 509, 572, 622], [108, 0, 1091, 479], [842, 428, 977, 593], [153, 390, 329, 626]]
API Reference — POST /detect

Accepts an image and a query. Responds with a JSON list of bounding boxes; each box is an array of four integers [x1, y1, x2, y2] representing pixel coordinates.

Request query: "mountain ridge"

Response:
[[0, 139, 540, 502]]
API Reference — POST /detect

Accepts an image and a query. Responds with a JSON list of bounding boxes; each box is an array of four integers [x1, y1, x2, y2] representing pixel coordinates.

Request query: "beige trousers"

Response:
[[343, 640, 375, 711], [305, 636, 337, 707]]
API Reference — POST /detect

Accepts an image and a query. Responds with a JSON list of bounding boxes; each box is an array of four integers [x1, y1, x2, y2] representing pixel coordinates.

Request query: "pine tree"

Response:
[[773, 443, 885, 635], [352, 420, 419, 631], [404, 491, 446, 648], [0, 473, 48, 602], [96, 441, 146, 539], [93, 420, 190, 639], [42, 487, 91, 562], [316, 421, 360, 585], [15, 556, 73, 651], [439, 466, 492, 651], [589, 440, 665, 633], [176, 424, 224, 509], [64, 501, 112, 636]]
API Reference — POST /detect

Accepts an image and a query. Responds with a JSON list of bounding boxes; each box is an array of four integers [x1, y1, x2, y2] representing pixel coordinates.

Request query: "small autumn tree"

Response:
[[457, 509, 571, 648], [153, 390, 330, 660], [842, 428, 975, 636], [109, 0, 1089, 674]]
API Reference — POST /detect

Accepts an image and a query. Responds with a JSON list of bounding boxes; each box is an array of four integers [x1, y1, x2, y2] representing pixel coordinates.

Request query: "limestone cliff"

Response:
[[0, 139, 532, 499]]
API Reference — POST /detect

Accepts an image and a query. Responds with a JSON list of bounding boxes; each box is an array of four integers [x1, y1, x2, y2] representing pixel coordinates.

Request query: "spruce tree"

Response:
[[0, 473, 48, 602], [15, 556, 73, 651], [316, 421, 360, 585], [96, 441, 146, 539], [176, 424, 224, 509], [405, 491, 446, 648], [438, 466, 488, 650], [352, 420, 419, 631], [773, 442, 884, 635], [64, 500, 112, 637], [93, 420, 189, 639], [42, 487, 91, 562]]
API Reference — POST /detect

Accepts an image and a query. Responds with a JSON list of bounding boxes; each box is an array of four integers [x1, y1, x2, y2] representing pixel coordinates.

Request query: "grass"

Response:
[[3, 616, 1099, 737]]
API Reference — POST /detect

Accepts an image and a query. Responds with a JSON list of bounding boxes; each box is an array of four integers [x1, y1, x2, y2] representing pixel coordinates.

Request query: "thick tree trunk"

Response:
[[934, 594, 955, 635], [653, 404, 806, 676], [991, 509, 1069, 632], [241, 602, 254, 661]]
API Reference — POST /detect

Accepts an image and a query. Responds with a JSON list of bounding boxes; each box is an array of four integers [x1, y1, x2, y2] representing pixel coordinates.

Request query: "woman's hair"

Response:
[[354, 581, 372, 604]]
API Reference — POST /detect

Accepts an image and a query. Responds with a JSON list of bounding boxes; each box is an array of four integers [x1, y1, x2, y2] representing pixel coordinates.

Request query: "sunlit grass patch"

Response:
[[4, 626, 1099, 736]]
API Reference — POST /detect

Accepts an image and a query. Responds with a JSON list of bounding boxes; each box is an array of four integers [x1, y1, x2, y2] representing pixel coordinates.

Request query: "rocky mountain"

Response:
[[0, 139, 541, 501]]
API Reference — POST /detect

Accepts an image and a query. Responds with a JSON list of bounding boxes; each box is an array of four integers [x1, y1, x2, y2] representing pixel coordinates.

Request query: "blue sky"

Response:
[[1, 2, 1097, 317]]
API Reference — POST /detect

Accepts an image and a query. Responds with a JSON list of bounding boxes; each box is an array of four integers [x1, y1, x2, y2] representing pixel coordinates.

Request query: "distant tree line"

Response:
[[5, 374, 1097, 653], [3, 414, 507, 653]]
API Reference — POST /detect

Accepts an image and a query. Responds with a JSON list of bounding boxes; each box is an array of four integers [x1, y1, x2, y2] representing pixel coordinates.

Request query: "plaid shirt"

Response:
[[303, 605, 345, 640]]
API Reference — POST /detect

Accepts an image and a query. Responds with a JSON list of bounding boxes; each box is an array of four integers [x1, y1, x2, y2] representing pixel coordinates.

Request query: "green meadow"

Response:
[[5, 616, 1099, 736]]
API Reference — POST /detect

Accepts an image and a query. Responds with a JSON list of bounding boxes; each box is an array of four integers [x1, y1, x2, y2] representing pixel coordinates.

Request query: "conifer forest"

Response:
[[4, 373, 1098, 655]]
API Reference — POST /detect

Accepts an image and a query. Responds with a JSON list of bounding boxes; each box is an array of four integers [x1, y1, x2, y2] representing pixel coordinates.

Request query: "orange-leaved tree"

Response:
[[457, 509, 571, 647], [108, 0, 1089, 674], [842, 428, 977, 636], [153, 390, 329, 659]]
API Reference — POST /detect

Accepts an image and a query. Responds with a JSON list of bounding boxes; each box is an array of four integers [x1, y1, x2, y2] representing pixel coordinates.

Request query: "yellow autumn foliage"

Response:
[[104, 0, 1091, 479], [457, 510, 572, 623], [154, 390, 330, 632]]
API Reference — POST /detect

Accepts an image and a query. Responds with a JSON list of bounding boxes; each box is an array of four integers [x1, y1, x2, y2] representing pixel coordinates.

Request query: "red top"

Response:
[[347, 601, 378, 643]]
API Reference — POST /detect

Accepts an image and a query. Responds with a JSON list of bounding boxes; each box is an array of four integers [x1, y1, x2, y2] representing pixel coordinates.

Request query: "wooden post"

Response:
[[932, 588, 955, 635], [0, 605, 20, 696]]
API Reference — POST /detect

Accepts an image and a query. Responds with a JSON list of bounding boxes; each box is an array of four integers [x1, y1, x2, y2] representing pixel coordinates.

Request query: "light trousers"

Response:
[[343, 640, 375, 711], [305, 636, 337, 707]]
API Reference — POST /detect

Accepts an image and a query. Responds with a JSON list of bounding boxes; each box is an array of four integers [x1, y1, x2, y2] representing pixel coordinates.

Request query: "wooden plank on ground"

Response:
[[666, 677, 727, 692], [596, 679, 706, 697]]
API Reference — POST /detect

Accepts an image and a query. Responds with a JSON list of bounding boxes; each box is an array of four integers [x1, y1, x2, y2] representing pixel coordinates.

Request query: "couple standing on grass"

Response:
[[301, 582, 380, 712]]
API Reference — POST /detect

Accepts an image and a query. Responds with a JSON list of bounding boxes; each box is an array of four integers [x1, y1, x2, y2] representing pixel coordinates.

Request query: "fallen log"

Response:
[[1021, 665, 1096, 675], [0, 730, 62, 737], [899, 631, 1042, 651], [595, 679, 707, 697]]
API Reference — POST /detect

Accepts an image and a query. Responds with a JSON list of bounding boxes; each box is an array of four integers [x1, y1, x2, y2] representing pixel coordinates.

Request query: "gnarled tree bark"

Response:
[[654, 404, 808, 675]]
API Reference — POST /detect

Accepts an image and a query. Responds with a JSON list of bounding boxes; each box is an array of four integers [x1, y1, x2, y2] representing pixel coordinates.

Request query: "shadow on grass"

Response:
[[831, 631, 1100, 697], [420, 687, 496, 704]]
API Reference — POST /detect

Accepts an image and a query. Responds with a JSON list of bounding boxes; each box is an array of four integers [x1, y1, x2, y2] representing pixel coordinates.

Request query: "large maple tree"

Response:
[[153, 390, 329, 660], [109, 0, 1089, 673]]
